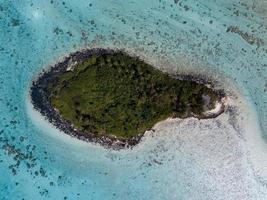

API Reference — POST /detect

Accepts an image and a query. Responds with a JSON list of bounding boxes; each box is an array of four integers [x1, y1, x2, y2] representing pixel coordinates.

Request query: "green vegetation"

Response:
[[49, 52, 219, 139]]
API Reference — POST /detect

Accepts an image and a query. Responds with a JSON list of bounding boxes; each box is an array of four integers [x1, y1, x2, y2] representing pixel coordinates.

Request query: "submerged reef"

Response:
[[31, 49, 225, 149]]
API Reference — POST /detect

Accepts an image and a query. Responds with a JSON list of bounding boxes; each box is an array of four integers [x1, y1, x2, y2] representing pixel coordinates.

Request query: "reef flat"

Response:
[[31, 49, 225, 149]]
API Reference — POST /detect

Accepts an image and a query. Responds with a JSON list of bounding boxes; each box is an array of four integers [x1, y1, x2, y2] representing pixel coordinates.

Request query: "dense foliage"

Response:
[[49, 52, 218, 138]]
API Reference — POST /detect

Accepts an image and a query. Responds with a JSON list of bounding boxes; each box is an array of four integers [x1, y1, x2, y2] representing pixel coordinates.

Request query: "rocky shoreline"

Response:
[[30, 48, 225, 149]]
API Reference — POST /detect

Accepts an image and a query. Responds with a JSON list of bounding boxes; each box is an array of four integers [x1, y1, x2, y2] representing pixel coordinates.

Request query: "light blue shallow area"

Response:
[[0, 0, 266, 199]]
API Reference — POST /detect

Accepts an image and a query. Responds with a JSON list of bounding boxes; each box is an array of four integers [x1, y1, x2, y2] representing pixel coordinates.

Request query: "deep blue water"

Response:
[[0, 0, 266, 199]]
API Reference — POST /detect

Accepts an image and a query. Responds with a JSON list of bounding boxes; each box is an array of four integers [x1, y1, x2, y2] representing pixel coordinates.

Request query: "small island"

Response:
[[31, 49, 225, 149]]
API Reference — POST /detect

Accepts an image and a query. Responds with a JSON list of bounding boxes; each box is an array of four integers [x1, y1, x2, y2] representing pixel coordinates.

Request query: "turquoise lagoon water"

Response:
[[0, 0, 266, 199]]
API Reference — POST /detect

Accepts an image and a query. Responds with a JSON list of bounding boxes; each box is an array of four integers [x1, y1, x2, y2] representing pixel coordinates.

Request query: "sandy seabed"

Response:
[[26, 63, 267, 199], [0, 0, 266, 199]]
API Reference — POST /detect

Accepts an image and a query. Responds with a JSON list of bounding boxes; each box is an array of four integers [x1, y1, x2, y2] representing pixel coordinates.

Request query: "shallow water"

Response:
[[0, 0, 266, 199]]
